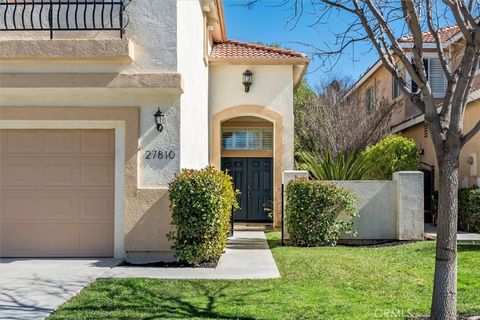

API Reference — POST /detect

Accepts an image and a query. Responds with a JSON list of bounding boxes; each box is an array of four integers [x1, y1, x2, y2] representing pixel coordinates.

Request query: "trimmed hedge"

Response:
[[285, 178, 358, 246], [361, 134, 419, 180], [167, 167, 238, 266], [458, 186, 480, 233]]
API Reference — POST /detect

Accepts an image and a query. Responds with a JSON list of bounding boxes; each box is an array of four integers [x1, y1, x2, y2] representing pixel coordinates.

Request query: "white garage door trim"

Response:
[[0, 120, 126, 258]]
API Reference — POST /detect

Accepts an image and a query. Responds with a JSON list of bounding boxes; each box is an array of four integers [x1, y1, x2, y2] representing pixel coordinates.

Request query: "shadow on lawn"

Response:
[[458, 243, 480, 253], [54, 280, 262, 320]]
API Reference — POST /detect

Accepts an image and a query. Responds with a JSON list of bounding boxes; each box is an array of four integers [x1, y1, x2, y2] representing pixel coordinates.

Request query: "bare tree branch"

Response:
[[462, 120, 480, 145]]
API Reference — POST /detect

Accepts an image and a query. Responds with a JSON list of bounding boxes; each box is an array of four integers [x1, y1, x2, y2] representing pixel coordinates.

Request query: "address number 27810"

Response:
[[145, 150, 176, 160]]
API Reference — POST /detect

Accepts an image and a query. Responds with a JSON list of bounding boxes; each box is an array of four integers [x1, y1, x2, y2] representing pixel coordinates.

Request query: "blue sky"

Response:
[[223, 0, 379, 87]]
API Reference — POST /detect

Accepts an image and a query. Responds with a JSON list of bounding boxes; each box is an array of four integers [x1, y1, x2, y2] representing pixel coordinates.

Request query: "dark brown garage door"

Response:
[[0, 129, 114, 257]]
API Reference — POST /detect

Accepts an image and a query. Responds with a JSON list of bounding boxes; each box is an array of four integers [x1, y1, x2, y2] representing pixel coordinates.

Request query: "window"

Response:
[[365, 85, 375, 114], [392, 76, 402, 99], [222, 128, 273, 151], [411, 58, 446, 98]]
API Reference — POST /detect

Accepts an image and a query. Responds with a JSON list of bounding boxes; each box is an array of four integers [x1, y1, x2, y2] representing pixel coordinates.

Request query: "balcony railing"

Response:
[[0, 0, 130, 39]]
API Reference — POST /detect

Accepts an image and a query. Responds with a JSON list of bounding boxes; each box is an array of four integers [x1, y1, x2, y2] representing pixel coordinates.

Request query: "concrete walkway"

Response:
[[104, 231, 280, 279], [425, 224, 480, 243], [0, 258, 120, 320]]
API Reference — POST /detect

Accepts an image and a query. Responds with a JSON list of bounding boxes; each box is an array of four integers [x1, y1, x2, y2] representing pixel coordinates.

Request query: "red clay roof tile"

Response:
[[398, 25, 460, 43], [210, 40, 307, 60]]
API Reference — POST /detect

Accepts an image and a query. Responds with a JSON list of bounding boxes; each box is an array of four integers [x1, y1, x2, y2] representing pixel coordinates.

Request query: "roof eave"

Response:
[[209, 57, 310, 65]]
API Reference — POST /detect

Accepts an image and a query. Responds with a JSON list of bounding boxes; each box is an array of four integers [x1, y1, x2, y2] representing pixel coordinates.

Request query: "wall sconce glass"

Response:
[[243, 69, 253, 92], [154, 108, 164, 132]]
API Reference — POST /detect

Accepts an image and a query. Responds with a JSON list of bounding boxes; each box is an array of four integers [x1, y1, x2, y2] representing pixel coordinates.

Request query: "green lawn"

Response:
[[49, 233, 480, 320]]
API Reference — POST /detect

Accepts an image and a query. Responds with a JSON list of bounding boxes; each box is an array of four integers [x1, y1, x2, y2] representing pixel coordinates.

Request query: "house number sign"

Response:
[[145, 150, 176, 160]]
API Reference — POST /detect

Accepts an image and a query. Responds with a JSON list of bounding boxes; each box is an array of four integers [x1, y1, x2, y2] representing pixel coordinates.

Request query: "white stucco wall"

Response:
[[282, 171, 424, 241], [0, 0, 178, 73], [209, 65, 295, 170], [177, 0, 209, 169], [332, 180, 398, 239]]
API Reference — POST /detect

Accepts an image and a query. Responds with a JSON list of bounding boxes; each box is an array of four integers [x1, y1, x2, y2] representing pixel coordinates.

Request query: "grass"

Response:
[[49, 233, 480, 320]]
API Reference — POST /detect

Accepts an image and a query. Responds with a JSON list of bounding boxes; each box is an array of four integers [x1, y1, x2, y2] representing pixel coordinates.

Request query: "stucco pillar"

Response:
[[393, 171, 424, 240]]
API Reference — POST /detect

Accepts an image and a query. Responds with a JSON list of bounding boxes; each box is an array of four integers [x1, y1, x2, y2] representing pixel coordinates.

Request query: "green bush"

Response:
[[361, 134, 419, 180], [285, 178, 358, 246], [458, 186, 480, 233], [167, 167, 238, 266]]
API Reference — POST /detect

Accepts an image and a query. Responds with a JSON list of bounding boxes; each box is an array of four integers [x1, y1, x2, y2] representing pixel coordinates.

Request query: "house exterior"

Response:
[[350, 26, 480, 219], [0, 0, 308, 259]]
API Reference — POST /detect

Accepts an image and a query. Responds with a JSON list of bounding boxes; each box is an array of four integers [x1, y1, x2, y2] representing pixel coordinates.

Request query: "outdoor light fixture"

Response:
[[154, 108, 164, 132], [243, 69, 253, 92]]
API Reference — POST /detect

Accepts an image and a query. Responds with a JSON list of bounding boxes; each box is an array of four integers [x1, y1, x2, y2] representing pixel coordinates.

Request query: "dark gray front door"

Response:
[[221, 157, 273, 221]]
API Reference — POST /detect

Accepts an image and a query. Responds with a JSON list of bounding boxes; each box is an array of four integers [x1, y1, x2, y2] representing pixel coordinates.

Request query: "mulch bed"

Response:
[[408, 316, 480, 320], [119, 259, 218, 268], [337, 239, 417, 247]]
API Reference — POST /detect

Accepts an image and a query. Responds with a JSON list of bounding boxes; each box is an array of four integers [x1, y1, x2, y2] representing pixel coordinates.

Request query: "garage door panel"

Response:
[[44, 160, 80, 187], [44, 130, 80, 154], [1, 224, 38, 256], [1, 192, 41, 221], [81, 192, 113, 221], [36, 224, 80, 255], [81, 130, 114, 154], [4, 130, 43, 154], [81, 160, 114, 187], [1, 129, 114, 258], [43, 192, 79, 221], [3, 159, 42, 188], [80, 224, 113, 256]]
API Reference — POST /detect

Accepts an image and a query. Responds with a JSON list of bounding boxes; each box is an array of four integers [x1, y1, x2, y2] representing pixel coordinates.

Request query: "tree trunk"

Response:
[[431, 150, 460, 320]]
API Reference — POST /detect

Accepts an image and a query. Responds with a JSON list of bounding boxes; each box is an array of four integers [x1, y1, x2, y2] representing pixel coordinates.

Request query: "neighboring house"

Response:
[[349, 25, 480, 220], [0, 0, 308, 259]]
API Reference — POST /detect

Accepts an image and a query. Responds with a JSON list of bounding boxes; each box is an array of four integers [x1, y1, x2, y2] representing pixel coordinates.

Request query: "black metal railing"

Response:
[[0, 0, 130, 39]]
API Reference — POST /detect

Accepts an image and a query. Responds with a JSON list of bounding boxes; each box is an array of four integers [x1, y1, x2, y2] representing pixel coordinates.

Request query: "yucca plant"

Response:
[[297, 150, 373, 180]]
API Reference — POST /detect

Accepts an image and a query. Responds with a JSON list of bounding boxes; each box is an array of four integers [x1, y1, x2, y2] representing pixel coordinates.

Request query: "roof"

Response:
[[210, 40, 308, 61], [398, 25, 460, 43]]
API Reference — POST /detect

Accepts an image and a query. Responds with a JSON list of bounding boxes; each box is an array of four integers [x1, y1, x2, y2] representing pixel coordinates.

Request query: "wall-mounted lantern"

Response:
[[154, 108, 164, 132], [243, 69, 253, 92]]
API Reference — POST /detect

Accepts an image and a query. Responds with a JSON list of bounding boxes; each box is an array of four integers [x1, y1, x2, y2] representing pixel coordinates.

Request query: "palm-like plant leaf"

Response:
[[297, 150, 373, 180]]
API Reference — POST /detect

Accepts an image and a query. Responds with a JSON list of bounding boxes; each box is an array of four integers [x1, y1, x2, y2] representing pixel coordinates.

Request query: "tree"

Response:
[[294, 79, 392, 157], [245, 1, 480, 318]]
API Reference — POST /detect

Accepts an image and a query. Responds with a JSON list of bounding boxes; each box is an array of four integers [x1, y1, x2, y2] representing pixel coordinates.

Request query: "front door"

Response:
[[221, 157, 273, 221]]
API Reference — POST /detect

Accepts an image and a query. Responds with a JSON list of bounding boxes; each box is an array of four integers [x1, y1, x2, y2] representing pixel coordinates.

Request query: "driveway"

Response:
[[0, 258, 120, 320]]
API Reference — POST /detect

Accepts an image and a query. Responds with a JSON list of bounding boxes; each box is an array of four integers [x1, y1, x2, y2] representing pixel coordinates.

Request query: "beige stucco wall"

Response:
[[0, 87, 181, 258], [400, 101, 480, 189], [0, 0, 212, 259]]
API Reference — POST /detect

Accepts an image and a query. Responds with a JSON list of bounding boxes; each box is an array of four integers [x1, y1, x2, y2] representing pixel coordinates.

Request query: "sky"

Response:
[[222, 0, 380, 88]]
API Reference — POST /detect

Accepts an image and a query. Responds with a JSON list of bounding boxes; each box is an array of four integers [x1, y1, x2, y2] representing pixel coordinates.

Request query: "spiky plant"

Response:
[[297, 150, 373, 180]]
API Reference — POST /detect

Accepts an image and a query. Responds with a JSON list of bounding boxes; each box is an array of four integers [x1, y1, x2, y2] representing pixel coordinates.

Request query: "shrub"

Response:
[[167, 167, 238, 266], [285, 178, 358, 246], [458, 186, 480, 233], [361, 134, 419, 180], [297, 150, 373, 180]]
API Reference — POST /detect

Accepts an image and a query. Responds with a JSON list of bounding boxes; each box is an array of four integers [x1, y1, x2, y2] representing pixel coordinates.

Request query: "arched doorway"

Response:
[[220, 116, 274, 221], [211, 106, 284, 227]]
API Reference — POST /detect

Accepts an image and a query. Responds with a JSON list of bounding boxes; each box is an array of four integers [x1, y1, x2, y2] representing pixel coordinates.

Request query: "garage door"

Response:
[[0, 129, 114, 257]]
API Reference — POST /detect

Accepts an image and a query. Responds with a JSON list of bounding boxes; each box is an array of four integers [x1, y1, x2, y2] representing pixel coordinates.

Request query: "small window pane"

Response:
[[222, 130, 234, 150], [248, 129, 261, 150], [262, 128, 273, 151], [235, 130, 247, 150]]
